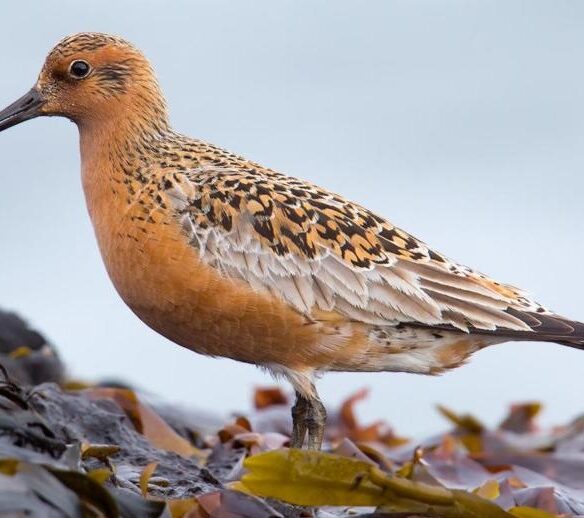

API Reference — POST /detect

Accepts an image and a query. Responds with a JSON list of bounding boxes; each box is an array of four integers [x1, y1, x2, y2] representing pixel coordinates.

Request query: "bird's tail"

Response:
[[502, 309, 584, 349], [556, 332, 584, 349], [432, 309, 584, 349]]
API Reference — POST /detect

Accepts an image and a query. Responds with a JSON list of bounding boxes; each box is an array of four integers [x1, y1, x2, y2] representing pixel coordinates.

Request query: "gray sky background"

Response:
[[1, 1, 583, 436]]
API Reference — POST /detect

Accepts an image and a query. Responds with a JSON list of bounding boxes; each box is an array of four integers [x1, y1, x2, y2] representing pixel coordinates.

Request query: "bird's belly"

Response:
[[91, 205, 324, 367]]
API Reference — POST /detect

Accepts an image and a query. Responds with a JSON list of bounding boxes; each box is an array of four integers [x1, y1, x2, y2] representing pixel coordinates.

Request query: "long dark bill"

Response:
[[0, 88, 44, 132]]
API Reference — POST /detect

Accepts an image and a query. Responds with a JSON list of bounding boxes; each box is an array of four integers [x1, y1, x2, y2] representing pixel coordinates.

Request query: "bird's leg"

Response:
[[305, 395, 327, 450], [290, 391, 308, 448], [290, 390, 327, 450]]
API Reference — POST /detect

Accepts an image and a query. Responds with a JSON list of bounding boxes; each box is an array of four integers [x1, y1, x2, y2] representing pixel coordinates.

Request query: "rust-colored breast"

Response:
[[81, 163, 333, 370]]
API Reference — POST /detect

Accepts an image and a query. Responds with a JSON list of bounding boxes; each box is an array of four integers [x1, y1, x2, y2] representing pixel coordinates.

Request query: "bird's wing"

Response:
[[165, 163, 554, 335]]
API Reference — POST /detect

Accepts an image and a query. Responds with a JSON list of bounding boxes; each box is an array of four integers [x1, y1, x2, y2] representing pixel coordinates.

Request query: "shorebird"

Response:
[[1, 33, 582, 449]]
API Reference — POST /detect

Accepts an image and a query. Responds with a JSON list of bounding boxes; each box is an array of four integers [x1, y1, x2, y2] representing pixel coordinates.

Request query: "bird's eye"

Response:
[[69, 60, 91, 79]]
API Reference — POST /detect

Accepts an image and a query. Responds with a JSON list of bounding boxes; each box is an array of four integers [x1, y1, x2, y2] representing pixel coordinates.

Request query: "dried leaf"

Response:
[[355, 442, 394, 471], [337, 388, 409, 445], [87, 467, 113, 485], [437, 405, 485, 433], [8, 346, 32, 359], [241, 448, 385, 506], [62, 380, 94, 390], [85, 387, 203, 458], [500, 403, 543, 434], [235, 416, 252, 431], [198, 489, 282, 517], [475, 479, 500, 500], [241, 448, 514, 517], [396, 447, 423, 479], [253, 387, 288, 409], [140, 462, 158, 497], [0, 459, 19, 475], [218, 422, 251, 443], [167, 498, 201, 518], [81, 443, 121, 461], [508, 506, 559, 518]]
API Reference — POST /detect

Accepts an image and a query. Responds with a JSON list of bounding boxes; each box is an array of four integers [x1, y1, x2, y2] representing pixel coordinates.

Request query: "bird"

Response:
[[0, 32, 582, 450]]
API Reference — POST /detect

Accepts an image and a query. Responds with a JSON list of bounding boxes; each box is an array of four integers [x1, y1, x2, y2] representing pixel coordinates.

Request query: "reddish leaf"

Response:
[[253, 387, 288, 410]]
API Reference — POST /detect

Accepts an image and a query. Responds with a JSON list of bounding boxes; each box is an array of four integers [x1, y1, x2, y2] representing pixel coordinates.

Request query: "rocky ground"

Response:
[[0, 309, 583, 517]]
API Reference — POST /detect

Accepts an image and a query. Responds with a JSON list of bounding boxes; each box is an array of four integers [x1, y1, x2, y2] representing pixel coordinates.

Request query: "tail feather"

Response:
[[415, 308, 584, 349], [505, 308, 584, 349]]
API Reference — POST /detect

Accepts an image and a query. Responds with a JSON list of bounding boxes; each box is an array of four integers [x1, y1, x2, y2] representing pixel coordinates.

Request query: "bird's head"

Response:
[[0, 32, 169, 135]]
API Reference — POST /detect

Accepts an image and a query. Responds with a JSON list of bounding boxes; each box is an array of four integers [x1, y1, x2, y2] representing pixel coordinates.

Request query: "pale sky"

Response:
[[1, 1, 583, 436]]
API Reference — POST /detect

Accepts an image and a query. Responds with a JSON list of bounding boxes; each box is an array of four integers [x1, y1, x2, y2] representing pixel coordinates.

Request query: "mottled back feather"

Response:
[[155, 150, 584, 346]]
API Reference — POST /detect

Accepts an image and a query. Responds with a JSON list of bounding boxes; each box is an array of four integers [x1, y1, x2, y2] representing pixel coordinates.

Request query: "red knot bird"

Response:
[[0, 32, 582, 449]]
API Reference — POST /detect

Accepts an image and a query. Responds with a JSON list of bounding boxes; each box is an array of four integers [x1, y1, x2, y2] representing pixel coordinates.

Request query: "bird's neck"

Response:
[[78, 77, 171, 159], [79, 99, 170, 150], [79, 103, 171, 175], [78, 107, 172, 226]]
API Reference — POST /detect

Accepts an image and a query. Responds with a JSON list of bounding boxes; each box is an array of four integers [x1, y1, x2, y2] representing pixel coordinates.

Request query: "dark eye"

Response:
[[69, 60, 91, 79]]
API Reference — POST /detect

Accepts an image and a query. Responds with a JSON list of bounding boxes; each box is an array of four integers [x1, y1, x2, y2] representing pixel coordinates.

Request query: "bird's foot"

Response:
[[290, 391, 326, 450]]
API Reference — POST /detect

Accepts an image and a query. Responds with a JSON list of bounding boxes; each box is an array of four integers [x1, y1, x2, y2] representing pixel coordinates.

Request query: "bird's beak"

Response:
[[0, 88, 45, 133]]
